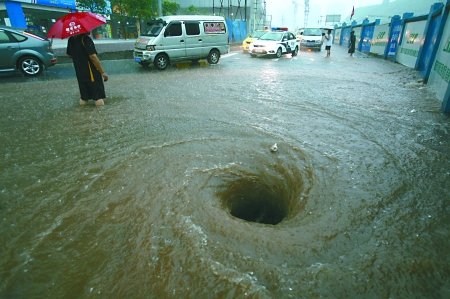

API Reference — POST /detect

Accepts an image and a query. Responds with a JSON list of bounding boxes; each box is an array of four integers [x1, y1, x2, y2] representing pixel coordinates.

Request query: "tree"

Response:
[[123, 0, 155, 19], [77, 0, 108, 14], [123, 0, 155, 35], [187, 5, 199, 15], [111, 0, 157, 37], [163, 0, 180, 16]]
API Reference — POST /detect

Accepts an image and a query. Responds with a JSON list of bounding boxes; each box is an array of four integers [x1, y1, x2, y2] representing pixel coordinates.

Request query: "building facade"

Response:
[[173, 0, 269, 32], [1, 0, 76, 36], [0, 0, 116, 38], [0, 0, 268, 39]]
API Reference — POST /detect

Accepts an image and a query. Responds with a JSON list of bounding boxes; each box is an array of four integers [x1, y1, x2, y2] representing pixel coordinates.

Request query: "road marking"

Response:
[[173, 52, 238, 68], [222, 53, 238, 59]]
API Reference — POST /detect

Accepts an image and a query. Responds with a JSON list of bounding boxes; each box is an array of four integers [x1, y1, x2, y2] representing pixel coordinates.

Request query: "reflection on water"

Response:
[[1, 51, 450, 298]]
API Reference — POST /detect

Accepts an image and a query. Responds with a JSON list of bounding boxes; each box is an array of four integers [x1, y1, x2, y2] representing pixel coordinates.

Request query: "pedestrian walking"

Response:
[[67, 33, 108, 106], [324, 29, 333, 57], [348, 30, 356, 57]]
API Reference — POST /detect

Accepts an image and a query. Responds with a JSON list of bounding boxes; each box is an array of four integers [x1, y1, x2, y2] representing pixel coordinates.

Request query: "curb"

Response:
[[54, 41, 242, 62]]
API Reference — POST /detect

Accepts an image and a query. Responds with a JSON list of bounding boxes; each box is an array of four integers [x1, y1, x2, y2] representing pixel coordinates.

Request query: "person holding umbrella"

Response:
[[67, 32, 108, 106], [324, 29, 333, 58], [48, 12, 109, 106]]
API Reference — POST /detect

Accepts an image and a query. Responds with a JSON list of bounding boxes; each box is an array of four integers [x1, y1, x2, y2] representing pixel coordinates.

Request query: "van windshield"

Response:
[[143, 23, 164, 37], [303, 28, 322, 36]]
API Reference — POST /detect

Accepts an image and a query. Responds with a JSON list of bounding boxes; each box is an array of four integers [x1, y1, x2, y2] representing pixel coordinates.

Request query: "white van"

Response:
[[133, 15, 229, 70], [297, 28, 324, 51]]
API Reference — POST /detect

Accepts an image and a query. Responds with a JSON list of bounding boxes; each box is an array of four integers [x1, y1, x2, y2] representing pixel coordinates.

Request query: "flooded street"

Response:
[[1, 46, 449, 298]]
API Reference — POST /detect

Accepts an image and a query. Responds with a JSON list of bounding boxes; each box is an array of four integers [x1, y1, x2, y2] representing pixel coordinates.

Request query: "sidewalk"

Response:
[[52, 38, 242, 56], [51, 38, 136, 56]]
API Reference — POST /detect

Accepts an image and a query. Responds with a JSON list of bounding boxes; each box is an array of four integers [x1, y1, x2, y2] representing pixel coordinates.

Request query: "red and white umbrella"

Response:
[[47, 12, 106, 39]]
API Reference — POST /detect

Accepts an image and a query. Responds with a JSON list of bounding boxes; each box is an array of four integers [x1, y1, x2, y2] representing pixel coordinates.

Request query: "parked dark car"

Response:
[[0, 26, 56, 76]]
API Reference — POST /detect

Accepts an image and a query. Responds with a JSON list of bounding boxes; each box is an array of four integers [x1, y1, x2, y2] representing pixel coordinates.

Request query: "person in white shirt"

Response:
[[324, 29, 333, 57]]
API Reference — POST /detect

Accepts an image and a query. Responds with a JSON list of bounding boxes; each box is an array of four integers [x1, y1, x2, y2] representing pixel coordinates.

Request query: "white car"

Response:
[[248, 31, 299, 58]]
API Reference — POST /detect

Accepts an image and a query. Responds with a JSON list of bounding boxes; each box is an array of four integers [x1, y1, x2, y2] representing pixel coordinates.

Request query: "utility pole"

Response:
[[158, 0, 162, 16], [304, 0, 309, 28]]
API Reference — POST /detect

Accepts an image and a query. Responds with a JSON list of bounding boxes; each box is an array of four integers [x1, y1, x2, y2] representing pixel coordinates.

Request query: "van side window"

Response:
[[204, 22, 226, 34], [165, 22, 182, 37], [185, 22, 200, 36]]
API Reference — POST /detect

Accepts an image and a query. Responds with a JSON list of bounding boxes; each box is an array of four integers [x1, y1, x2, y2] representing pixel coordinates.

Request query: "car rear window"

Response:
[[11, 32, 27, 42]]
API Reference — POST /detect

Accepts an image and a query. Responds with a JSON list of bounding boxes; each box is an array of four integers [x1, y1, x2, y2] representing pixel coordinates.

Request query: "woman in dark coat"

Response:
[[67, 33, 108, 106], [348, 30, 356, 57]]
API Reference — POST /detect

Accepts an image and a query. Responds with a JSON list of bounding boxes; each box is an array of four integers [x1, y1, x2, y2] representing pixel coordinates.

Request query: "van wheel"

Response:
[[18, 56, 43, 76], [292, 46, 299, 57], [154, 53, 169, 70], [275, 48, 282, 58], [207, 49, 220, 64]]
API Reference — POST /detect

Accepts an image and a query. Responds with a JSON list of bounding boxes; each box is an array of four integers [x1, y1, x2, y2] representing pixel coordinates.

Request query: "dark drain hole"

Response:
[[219, 178, 289, 225]]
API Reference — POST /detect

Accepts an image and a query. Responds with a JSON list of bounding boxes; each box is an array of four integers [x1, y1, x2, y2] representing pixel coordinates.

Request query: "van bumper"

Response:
[[300, 41, 322, 50], [133, 50, 154, 64]]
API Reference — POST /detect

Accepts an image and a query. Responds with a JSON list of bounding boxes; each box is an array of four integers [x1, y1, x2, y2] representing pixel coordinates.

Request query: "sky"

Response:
[[267, 0, 383, 30]]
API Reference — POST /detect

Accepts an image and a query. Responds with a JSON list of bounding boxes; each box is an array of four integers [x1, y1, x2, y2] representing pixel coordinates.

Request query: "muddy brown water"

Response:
[[1, 48, 449, 298]]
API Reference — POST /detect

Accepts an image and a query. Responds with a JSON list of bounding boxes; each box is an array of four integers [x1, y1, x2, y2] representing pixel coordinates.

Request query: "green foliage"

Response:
[[187, 5, 199, 15], [125, 0, 155, 19], [111, 0, 156, 18], [163, 0, 180, 16], [77, 0, 108, 14]]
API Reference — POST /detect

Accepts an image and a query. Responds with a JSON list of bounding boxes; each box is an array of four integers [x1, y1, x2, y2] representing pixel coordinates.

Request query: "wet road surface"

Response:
[[1, 46, 449, 298]]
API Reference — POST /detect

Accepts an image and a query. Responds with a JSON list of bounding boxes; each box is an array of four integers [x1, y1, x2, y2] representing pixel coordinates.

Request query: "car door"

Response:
[[288, 32, 297, 52], [281, 33, 290, 53], [184, 21, 203, 58], [162, 22, 186, 59], [0, 29, 19, 70]]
